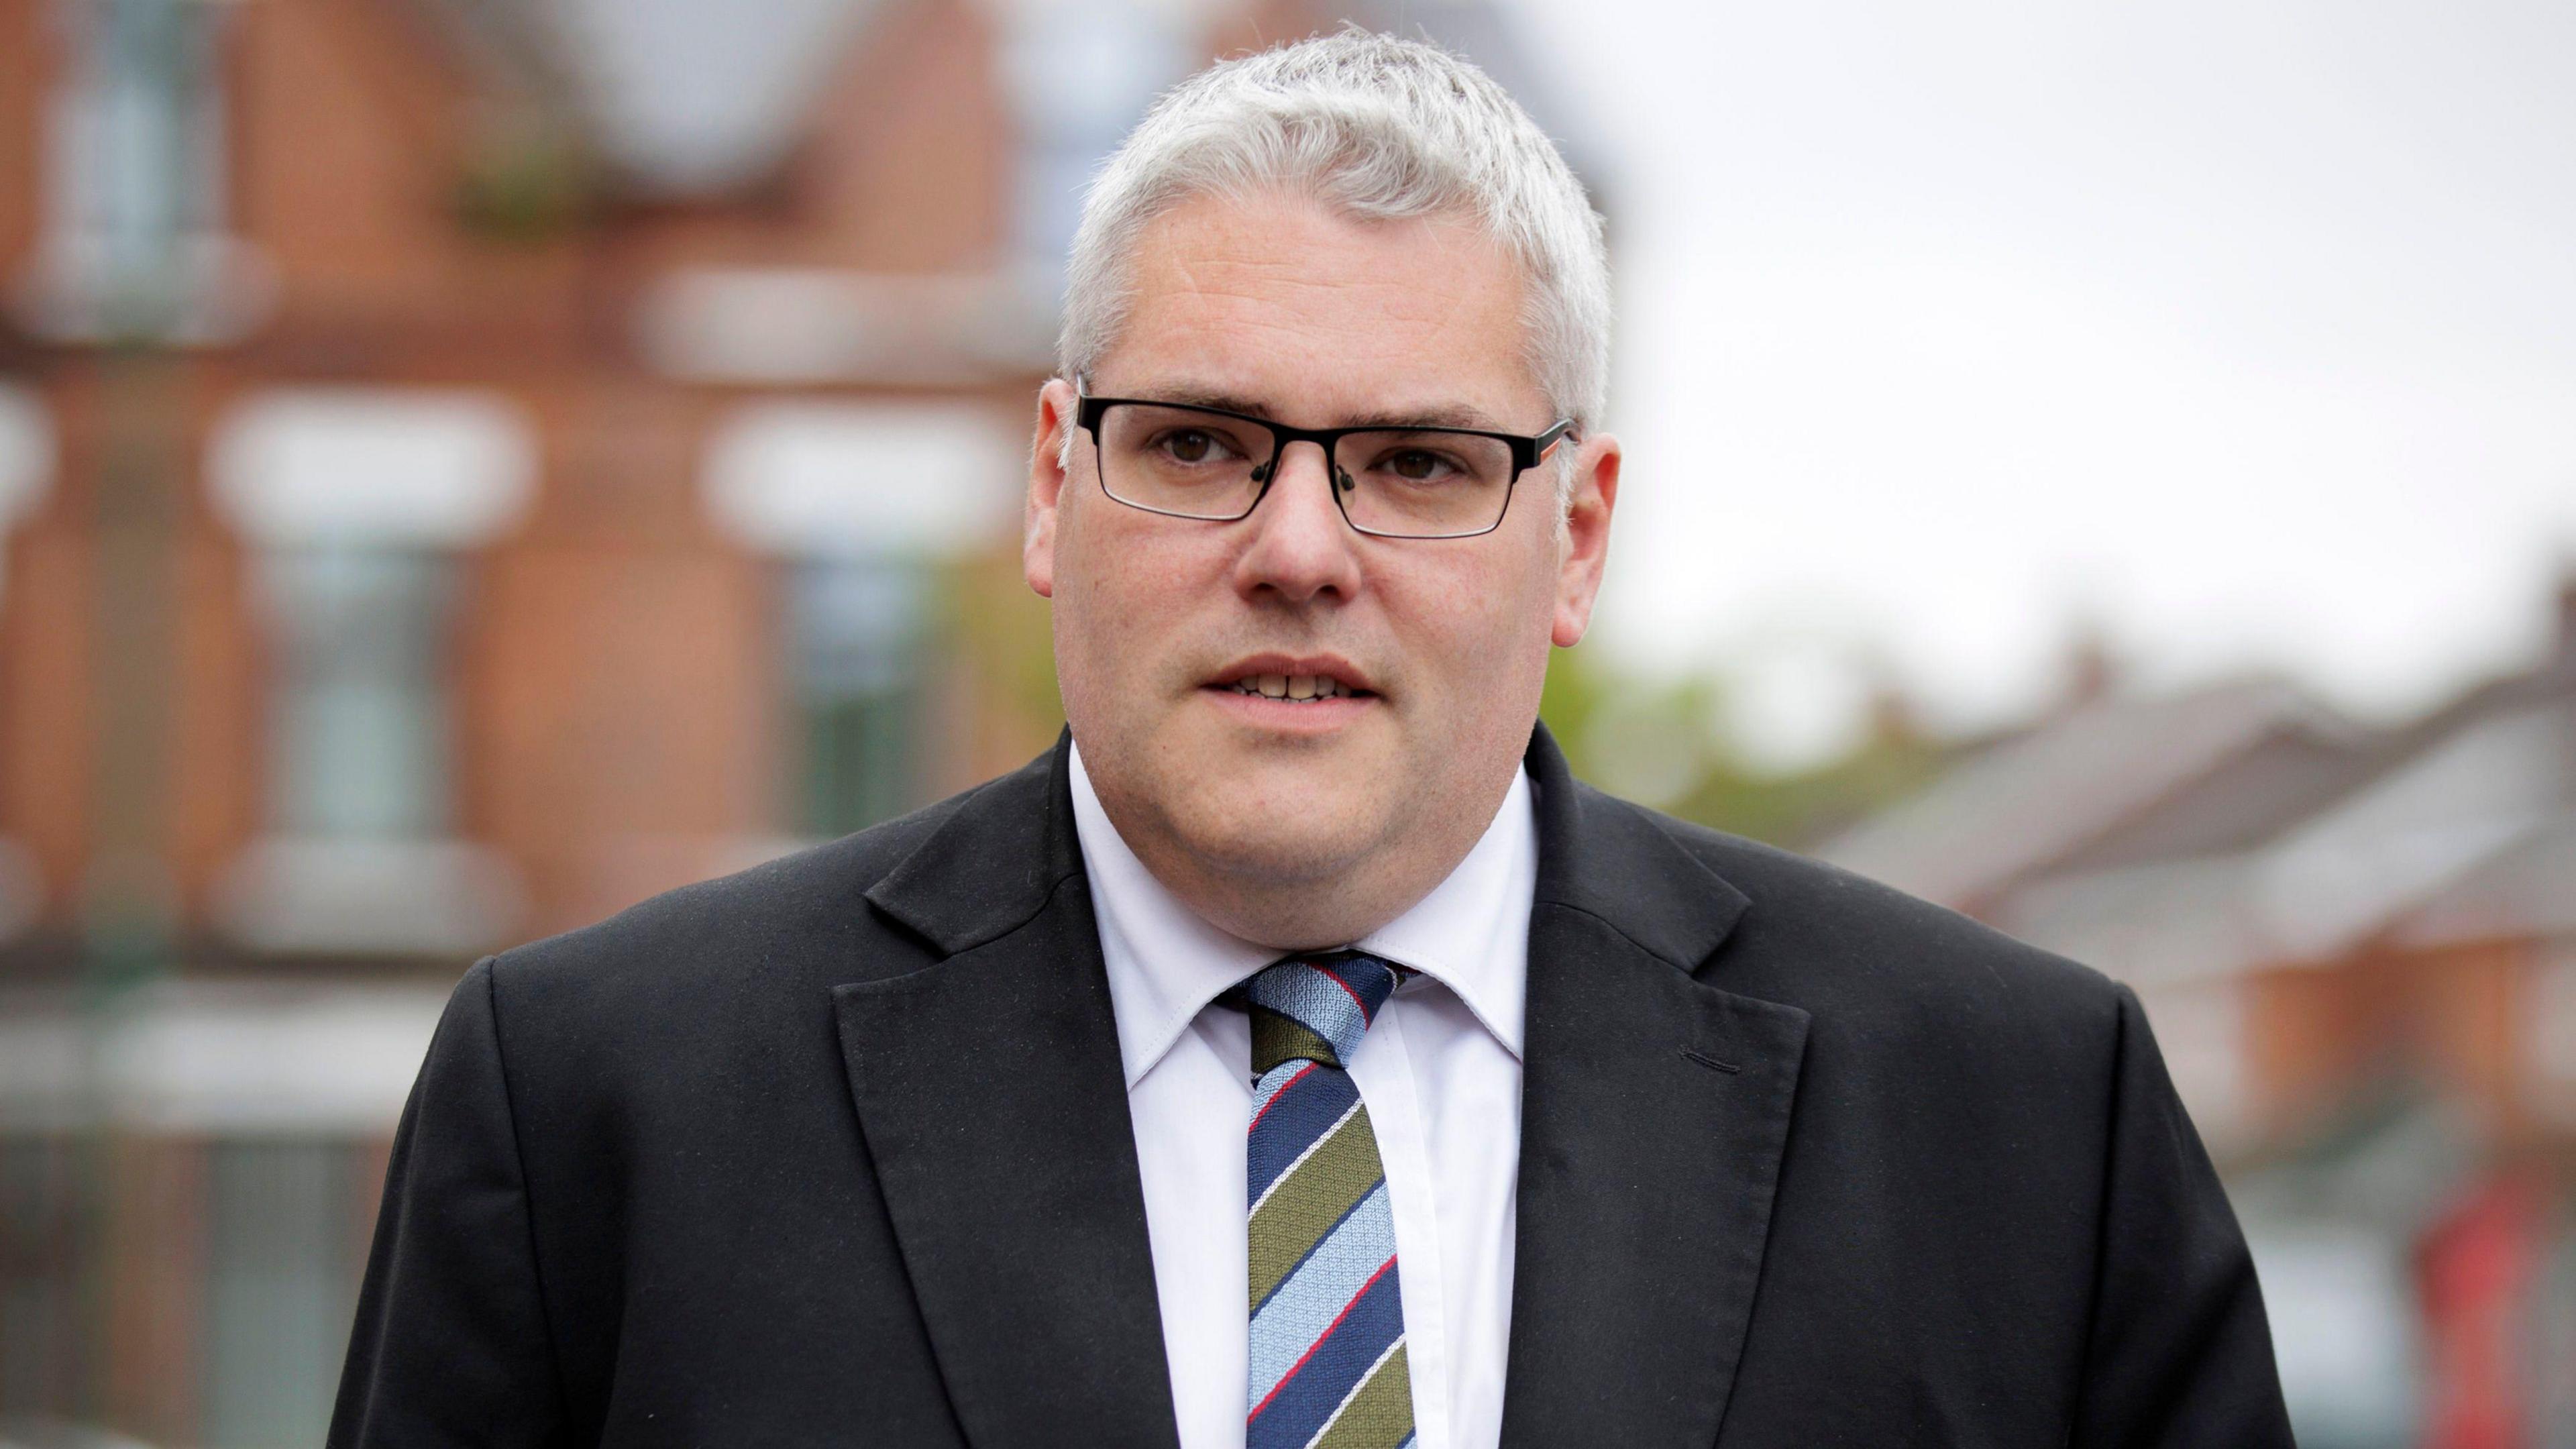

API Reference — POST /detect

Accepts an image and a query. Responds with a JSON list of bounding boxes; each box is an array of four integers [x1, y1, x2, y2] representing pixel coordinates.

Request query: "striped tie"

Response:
[[1242, 952, 1415, 1449]]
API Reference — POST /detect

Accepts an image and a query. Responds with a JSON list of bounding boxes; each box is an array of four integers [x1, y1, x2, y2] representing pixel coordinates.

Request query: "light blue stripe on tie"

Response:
[[1247, 1179, 1396, 1409], [1250, 1059, 1308, 1124], [1248, 967, 1371, 1060]]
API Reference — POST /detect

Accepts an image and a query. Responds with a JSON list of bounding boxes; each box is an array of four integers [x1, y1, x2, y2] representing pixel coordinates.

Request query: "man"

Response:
[[333, 32, 2292, 1449]]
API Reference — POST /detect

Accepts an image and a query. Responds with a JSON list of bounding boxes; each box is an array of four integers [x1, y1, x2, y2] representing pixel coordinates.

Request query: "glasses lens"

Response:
[[1095, 404, 1269, 520], [1332, 429, 1519, 537]]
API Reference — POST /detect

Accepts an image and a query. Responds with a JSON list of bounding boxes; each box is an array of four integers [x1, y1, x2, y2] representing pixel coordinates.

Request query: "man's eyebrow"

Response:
[[1341, 404, 1508, 431], [1132, 387, 1509, 433], [1147, 387, 1281, 420]]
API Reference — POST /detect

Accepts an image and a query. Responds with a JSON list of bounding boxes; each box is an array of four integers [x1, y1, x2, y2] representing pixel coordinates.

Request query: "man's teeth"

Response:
[[1230, 674, 1347, 700]]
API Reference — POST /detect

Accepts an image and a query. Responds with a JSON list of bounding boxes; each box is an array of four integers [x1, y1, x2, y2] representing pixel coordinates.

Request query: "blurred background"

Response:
[[0, 0, 2569, 1444]]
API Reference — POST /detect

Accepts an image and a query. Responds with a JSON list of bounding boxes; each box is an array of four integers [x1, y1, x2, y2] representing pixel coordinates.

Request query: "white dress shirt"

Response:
[[1069, 743, 1534, 1449]]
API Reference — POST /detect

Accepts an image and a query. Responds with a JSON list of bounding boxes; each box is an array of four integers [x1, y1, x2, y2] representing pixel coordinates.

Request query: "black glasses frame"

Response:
[[1073, 394, 1578, 539]]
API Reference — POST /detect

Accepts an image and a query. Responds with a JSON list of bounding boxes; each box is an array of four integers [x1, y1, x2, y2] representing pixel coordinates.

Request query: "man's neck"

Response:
[[1071, 745, 1516, 953]]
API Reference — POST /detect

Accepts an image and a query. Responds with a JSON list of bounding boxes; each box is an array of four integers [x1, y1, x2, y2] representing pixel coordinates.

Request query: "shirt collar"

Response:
[[1070, 741, 1535, 1089]]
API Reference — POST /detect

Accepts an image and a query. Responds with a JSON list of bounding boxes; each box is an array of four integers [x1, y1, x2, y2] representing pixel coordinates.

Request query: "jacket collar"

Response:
[[863, 737, 1084, 957], [1523, 720, 1752, 967]]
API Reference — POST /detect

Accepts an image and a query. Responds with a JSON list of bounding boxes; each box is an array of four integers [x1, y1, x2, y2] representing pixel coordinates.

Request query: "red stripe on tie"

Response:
[[1246, 1252, 1398, 1424], [1248, 1062, 1318, 1136], [1313, 961, 1374, 1024]]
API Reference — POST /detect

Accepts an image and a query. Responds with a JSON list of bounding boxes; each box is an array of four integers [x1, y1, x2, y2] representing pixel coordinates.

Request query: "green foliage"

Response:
[[945, 546, 1068, 761], [455, 121, 594, 242], [1542, 644, 1941, 850]]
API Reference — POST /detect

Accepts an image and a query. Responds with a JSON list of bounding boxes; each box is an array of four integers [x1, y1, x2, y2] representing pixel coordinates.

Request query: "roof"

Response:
[[1992, 666, 2576, 981], [1815, 678, 2355, 908], [1831, 584, 2576, 980], [2395, 812, 2576, 950]]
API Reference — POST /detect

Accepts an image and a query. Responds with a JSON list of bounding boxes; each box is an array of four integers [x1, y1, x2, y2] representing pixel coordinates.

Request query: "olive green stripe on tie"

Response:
[[1248, 1105, 1387, 1311], [1313, 1342, 1413, 1449], [1250, 1006, 1342, 1073]]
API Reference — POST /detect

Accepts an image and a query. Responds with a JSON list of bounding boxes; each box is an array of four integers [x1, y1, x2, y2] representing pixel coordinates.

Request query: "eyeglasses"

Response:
[[1073, 394, 1576, 540]]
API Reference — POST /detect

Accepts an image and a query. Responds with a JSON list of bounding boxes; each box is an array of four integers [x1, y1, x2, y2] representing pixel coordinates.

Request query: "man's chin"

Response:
[[1166, 791, 1387, 894]]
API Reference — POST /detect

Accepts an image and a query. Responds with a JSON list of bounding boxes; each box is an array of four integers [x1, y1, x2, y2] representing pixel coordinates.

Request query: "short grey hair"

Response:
[[1057, 30, 1612, 439]]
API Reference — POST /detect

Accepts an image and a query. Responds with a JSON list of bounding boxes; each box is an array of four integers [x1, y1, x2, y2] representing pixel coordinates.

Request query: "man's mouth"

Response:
[[1208, 656, 1379, 706], [1223, 673, 1360, 702]]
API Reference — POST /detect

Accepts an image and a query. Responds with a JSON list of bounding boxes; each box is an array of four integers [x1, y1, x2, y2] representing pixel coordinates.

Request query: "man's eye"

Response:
[[1382, 449, 1460, 482], [1159, 429, 1227, 463]]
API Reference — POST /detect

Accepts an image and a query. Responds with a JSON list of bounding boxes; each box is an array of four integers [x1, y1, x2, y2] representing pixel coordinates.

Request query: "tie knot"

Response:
[[1244, 953, 1403, 1075]]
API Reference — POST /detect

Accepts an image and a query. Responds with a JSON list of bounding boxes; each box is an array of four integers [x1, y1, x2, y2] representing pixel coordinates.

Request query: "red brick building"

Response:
[[0, 0, 1594, 1440]]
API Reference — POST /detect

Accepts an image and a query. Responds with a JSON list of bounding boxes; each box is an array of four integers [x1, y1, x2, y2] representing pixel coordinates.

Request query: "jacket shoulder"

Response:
[[483, 769, 1007, 1003]]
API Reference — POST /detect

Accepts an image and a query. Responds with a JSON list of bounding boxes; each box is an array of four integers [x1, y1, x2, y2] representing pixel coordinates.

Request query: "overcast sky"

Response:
[[1494, 0, 2576, 765]]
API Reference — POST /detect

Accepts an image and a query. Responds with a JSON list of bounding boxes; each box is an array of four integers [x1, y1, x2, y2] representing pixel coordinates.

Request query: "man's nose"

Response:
[[1233, 439, 1363, 603]]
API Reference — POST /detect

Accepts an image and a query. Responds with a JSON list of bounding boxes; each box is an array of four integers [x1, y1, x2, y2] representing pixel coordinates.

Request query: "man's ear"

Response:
[[1025, 379, 1080, 600], [1552, 431, 1621, 647]]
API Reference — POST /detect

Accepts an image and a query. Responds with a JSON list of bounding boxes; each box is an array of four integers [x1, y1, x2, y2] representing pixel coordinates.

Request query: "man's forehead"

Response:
[[1092, 192, 1550, 430], [1127, 192, 1511, 312], [1100, 380, 1516, 433]]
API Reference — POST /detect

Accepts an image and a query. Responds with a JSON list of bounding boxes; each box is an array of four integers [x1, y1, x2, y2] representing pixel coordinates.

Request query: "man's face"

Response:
[[1025, 189, 1617, 945]]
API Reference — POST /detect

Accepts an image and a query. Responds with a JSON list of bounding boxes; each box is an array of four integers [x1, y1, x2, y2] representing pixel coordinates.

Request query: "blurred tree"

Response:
[[454, 113, 596, 242], [945, 543, 1067, 776], [1543, 644, 1943, 850]]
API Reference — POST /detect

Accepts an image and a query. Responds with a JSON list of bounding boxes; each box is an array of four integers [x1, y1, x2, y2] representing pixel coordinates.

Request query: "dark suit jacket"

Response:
[[331, 727, 2292, 1448]]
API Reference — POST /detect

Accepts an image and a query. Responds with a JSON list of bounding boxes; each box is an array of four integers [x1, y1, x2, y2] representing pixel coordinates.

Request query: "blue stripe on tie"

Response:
[[1248, 1069, 1360, 1205], [1247, 1251, 1405, 1447], [1248, 1179, 1396, 1407]]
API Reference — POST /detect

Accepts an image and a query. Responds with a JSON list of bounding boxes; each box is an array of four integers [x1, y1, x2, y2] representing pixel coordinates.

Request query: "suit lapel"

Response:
[[1499, 729, 1811, 1449], [836, 739, 1181, 1449]]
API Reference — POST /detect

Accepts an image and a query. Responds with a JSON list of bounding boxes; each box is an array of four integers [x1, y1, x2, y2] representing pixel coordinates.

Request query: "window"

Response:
[[703, 400, 1019, 841], [201, 1139, 364, 1447], [789, 557, 934, 837], [254, 549, 455, 837], [208, 388, 533, 954], [209, 387, 533, 840], [39, 0, 234, 338]]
